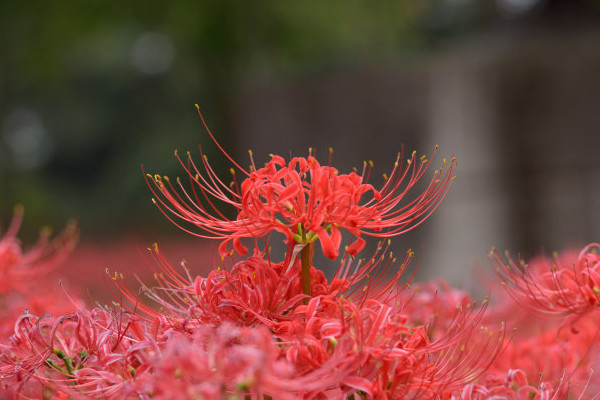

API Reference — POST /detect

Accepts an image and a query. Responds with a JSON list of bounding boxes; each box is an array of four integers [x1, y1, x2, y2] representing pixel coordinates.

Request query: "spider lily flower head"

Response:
[[0, 205, 78, 293], [108, 241, 413, 329], [148, 109, 457, 260], [491, 243, 600, 317], [106, 244, 310, 327], [276, 295, 501, 399], [486, 310, 600, 396], [396, 280, 473, 339]]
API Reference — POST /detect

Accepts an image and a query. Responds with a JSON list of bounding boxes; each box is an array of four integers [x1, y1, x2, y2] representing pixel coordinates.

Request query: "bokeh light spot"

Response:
[[2, 108, 53, 170], [131, 32, 175, 75]]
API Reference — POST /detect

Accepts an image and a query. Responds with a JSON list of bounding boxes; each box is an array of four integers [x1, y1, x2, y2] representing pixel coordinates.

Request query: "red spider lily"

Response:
[[0, 309, 156, 399], [452, 369, 567, 400], [394, 280, 473, 340], [491, 243, 600, 317], [275, 294, 501, 399], [107, 240, 414, 329], [485, 309, 600, 397], [0, 206, 80, 342], [0, 205, 78, 293], [134, 323, 330, 400], [148, 107, 457, 260]]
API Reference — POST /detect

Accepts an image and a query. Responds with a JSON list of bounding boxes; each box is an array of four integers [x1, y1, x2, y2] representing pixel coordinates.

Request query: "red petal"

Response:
[[318, 227, 342, 259], [344, 376, 373, 396], [218, 240, 230, 258], [233, 237, 249, 255], [346, 236, 366, 256]]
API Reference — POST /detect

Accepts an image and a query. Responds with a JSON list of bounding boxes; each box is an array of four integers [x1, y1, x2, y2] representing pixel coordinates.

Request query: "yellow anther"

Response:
[[151, 198, 157, 204], [406, 159, 411, 165], [164, 176, 169, 181], [230, 168, 235, 175], [382, 173, 388, 180], [329, 147, 333, 154], [174, 149, 178, 156], [369, 160, 374, 168], [435, 144, 439, 149], [451, 176, 456, 180], [248, 149, 253, 156], [195, 104, 200, 109]]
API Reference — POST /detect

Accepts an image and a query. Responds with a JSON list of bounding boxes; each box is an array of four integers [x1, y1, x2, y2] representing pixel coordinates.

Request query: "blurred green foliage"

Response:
[[0, 1, 433, 237]]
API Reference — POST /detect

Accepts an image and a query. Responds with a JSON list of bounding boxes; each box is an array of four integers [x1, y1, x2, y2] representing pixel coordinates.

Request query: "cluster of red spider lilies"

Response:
[[1, 111, 599, 399]]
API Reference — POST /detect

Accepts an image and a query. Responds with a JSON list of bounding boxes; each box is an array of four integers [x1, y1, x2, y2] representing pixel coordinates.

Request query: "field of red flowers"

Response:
[[1, 113, 599, 399]]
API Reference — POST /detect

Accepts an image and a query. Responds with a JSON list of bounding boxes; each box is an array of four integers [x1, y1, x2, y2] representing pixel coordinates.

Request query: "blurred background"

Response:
[[2, 0, 600, 294]]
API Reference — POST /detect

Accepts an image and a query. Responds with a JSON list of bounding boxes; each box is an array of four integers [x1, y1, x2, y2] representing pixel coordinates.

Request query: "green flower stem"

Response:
[[301, 241, 314, 302], [45, 359, 68, 375]]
